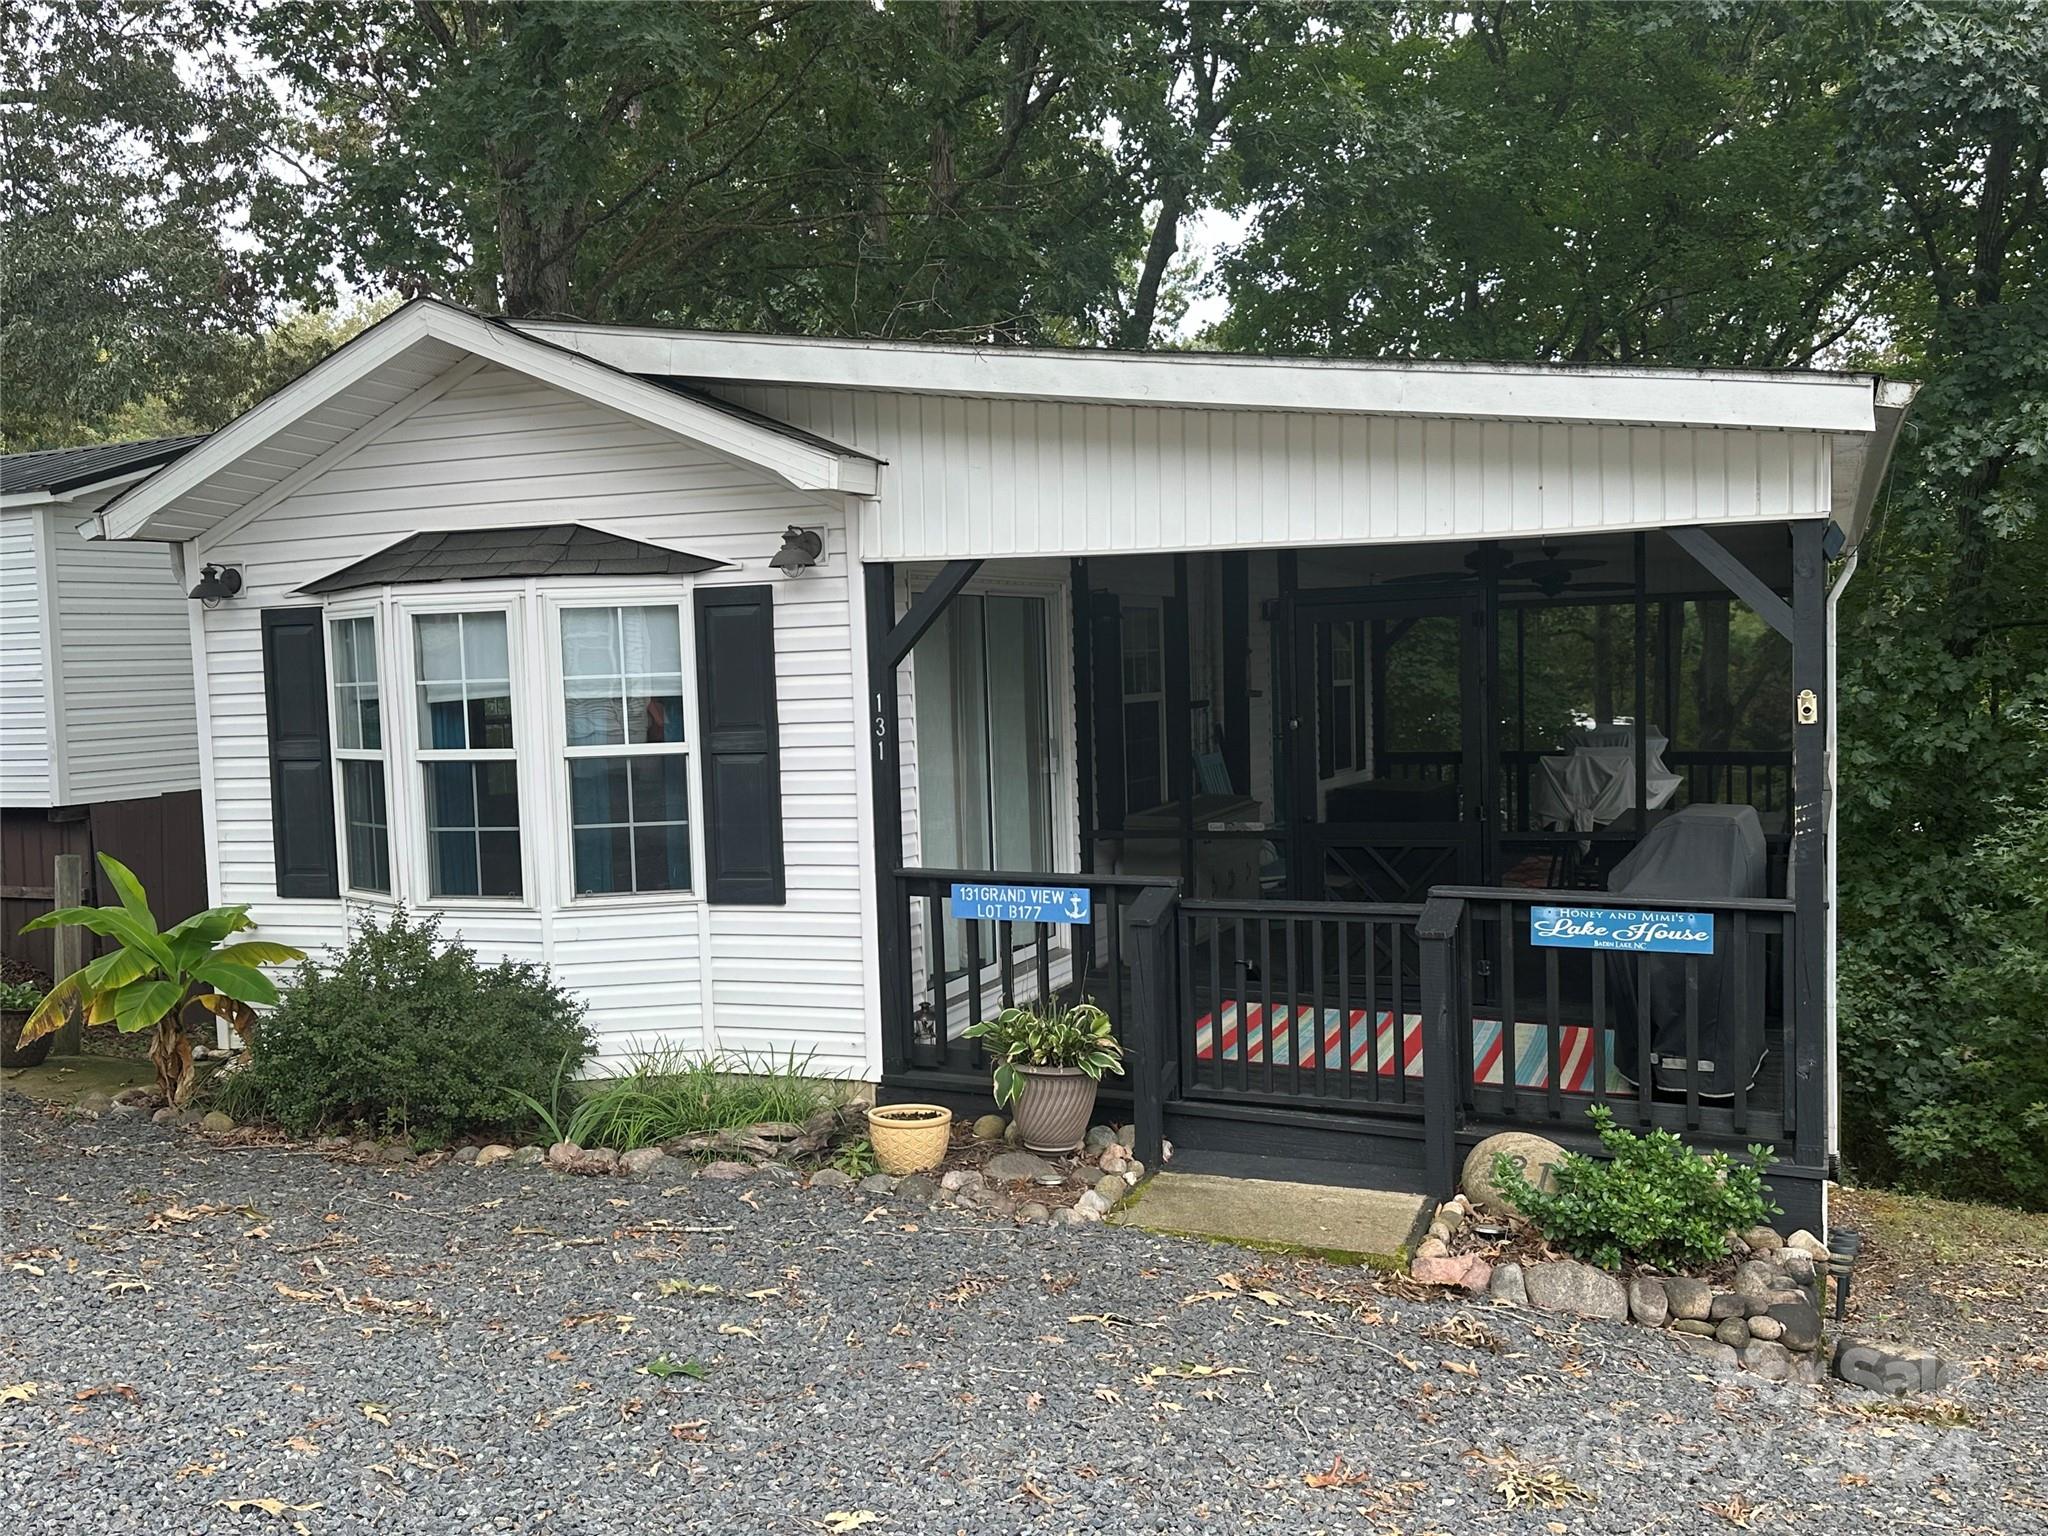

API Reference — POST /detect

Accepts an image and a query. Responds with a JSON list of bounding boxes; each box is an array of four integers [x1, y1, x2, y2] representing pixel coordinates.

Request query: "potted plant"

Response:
[[963, 999, 1123, 1153], [0, 975, 52, 1069], [865, 1103, 953, 1175]]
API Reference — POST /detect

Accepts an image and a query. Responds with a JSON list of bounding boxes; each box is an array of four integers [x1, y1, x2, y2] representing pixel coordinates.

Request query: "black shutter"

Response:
[[261, 607, 339, 899], [1088, 590, 1125, 831], [694, 585, 786, 905]]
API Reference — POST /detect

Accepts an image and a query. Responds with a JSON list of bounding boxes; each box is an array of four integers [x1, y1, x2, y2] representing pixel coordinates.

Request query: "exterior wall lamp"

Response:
[[769, 525, 823, 576], [188, 563, 244, 605]]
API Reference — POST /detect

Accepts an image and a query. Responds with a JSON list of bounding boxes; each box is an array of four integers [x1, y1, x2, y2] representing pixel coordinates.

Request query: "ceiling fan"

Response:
[[1384, 544, 1628, 598]]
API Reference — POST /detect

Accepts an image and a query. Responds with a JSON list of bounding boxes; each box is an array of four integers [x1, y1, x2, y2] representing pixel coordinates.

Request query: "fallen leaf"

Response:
[[215, 1498, 324, 1517], [1, 1382, 39, 1404], [821, 1513, 883, 1533], [359, 1402, 391, 1426]]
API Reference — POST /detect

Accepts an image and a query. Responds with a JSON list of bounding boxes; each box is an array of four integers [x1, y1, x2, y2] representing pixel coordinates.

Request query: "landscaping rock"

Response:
[[77, 1090, 114, 1116], [1748, 1316, 1785, 1342], [381, 1144, 413, 1165], [1671, 1334, 1740, 1370], [1084, 1125, 1118, 1154], [807, 1167, 853, 1189], [1709, 1293, 1746, 1322], [1784, 1229, 1830, 1264], [1050, 1205, 1091, 1227], [1124, 1157, 1145, 1182], [895, 1174, 940, 1204], [200, 1110, 234, 1133], [546, 1141, 583, 1171], [1522, 1260, 1629, 1323], [1766, 1299, 1822, 1352], [1461, 1131, 1568, 1218], [985, 1150, 1056, 1182], [475, 1144, 514, 1167], [1115, 1124, 1136, 1149], [1831, 1337, 1961, 1395], [1741, 1340, 1794, 1382], [1411, 1254, 1492, 1292], [113, 1087, 158, 1109], [1098, 1146, 1130, 1175], [1628, 1276, 1670, 1329], [1670, 1319, 1717, 1337], [1003, 1121, 1022, 1146], [940, 1168, 984, 1193], [618, 1148, 670, 1179], [1778, 1249, 1817, 1285], [582, 1146, 618, 1174], [1426, 1220, 1453, 1245], [508, 1145, 544, 1166], [858, 1173, 898, 1195], [452, 1146, 480, 1165], [1740, 1225, 1785, 1253], [971, 1114, 1008, 1141], [756, 1163, 801, 1184], [313, 1136, 352, 1155], [1095, 1174, 1128, 1200], [1160, 1139, 1173, 1164], [1016, 1202, 1050, 1224], [700, 1160, 756, 1181], [1414, 1236, 1449, 1261], [1075, 1190, 1112, 1218], [1665, 1277, 1713, 1321], [1488, 1262, 1527, 1307], [151, 1107, 178, 1125], [1715, 1317, 1752, 1349], [1734, 1259, 1789, 1297]]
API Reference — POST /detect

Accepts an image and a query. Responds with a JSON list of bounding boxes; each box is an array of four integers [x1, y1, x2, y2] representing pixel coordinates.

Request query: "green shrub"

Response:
[[240, 908, 592, 1145], [0, 978, 42, 1011], [1499, 1107, 1781, 1271], [962, 999, 1123, 1107], [510, 1043, 841, 1152]]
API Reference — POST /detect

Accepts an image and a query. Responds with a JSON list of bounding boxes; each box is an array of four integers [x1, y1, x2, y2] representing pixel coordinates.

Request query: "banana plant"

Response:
[[19, 854, 304, 1106]]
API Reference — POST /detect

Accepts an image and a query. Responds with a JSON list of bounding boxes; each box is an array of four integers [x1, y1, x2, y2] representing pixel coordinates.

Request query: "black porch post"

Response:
[[1168, 553, 1194, 892], [1072, 557, 1095, 874], [1788, 520, 1829, 1179], [1633, 533, 1649, 837], [865, 561, 908, 1076]]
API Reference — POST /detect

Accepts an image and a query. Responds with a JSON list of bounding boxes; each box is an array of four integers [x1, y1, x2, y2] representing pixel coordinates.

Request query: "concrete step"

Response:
[[1112, 1167, 1433, 1267]]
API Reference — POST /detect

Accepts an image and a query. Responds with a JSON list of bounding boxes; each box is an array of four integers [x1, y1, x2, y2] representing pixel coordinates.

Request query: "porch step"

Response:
[[1112, 1167, 1432, 1268]]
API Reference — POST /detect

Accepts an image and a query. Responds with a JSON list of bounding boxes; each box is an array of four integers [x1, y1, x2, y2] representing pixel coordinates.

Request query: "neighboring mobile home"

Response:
[[1, 438, 210, 974], [87, 299, 1914, 1231]]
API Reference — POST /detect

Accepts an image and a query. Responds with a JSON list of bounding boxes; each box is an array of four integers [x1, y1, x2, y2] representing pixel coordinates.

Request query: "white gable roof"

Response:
[[97, 299, 880, 544]]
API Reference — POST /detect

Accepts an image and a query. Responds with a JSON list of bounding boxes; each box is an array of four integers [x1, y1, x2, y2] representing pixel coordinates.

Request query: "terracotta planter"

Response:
[[866, 1103, 953, 1175], [0, 1009, 52, 1070], [1012, 1065, 1098, 1153]]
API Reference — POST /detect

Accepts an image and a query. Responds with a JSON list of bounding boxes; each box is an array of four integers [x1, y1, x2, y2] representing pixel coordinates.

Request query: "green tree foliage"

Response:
[[0, 0, 292, 448]]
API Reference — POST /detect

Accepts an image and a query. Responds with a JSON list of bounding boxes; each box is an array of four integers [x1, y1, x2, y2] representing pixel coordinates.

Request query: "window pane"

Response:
[[620, 606, 682, 674], [415, 614, 462, 680], [561, 608, 621, 679], [330, 618, 382, 752], [340, 760, 390, 894], [359, 688, 382, 752], [477, 831, 523, 898], [569, 756, 631, 825], [462, 611, 510, 681], [633, 822, 689, 892], [474, 759, 521, 828], [430, 832, 479, 897], [566, 683, 625, 747], [573, 825, 633, 895], [427, 761, 476, 827], [468, 690, 515, 749], [630, 755, 690, 822], [627, 680, 686, 743]]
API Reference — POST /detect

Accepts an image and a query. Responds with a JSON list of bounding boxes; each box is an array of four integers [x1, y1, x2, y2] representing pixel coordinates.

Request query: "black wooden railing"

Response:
[[1175, 899, 1425, 1111], [1414, 885, 1807, 1190]]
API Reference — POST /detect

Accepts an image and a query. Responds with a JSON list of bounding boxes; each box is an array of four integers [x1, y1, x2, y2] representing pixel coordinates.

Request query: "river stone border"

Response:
[[1409, 1195, 1847, 1386]]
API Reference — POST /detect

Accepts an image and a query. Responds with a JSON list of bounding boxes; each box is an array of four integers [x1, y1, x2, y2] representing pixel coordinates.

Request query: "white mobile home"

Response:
[[90, 300, 1913, 1230], [1, 437, 209, 972]]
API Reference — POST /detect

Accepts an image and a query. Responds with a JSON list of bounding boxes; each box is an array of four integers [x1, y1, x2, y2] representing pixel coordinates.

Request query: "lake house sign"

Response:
[[1529, 904, 1715, 955]]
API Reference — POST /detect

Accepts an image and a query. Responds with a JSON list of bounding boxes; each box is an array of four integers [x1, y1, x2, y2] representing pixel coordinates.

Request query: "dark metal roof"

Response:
[[0, 434, 208, 496], [298, 524, 729, 595]]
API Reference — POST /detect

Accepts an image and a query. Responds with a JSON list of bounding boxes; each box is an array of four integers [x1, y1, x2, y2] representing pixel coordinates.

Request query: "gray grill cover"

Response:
[[1607, 805, 1767, 1097]]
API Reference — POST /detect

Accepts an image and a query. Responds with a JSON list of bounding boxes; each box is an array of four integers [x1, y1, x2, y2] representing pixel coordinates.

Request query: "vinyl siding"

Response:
[[48, 519, 201, 802], [706, 386, 1834, 563], [0, 509, 53, 806], [194, 363, 870, 1075]]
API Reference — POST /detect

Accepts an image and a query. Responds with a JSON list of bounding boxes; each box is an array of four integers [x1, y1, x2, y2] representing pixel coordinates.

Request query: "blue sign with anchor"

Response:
[[949, 882, 1093, 925], [1530, 904, 1714, 955]]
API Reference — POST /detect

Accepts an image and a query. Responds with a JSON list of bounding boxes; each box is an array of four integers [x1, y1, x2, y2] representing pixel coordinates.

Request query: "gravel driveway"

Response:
[[3, 1098, 2038, 1535]]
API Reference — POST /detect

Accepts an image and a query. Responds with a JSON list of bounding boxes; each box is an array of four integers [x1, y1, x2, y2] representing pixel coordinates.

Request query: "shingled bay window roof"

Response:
[[297, 523, 730, 595]]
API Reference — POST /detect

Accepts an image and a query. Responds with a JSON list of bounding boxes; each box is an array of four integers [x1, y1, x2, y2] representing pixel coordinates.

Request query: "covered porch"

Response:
[[863, 518, 1839, 1231]]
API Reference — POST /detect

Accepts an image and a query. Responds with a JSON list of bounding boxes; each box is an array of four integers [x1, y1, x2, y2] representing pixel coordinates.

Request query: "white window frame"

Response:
[[541, 589, 705, 907], [323, 604, 397, 900], [399, 592, 532, 910]]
